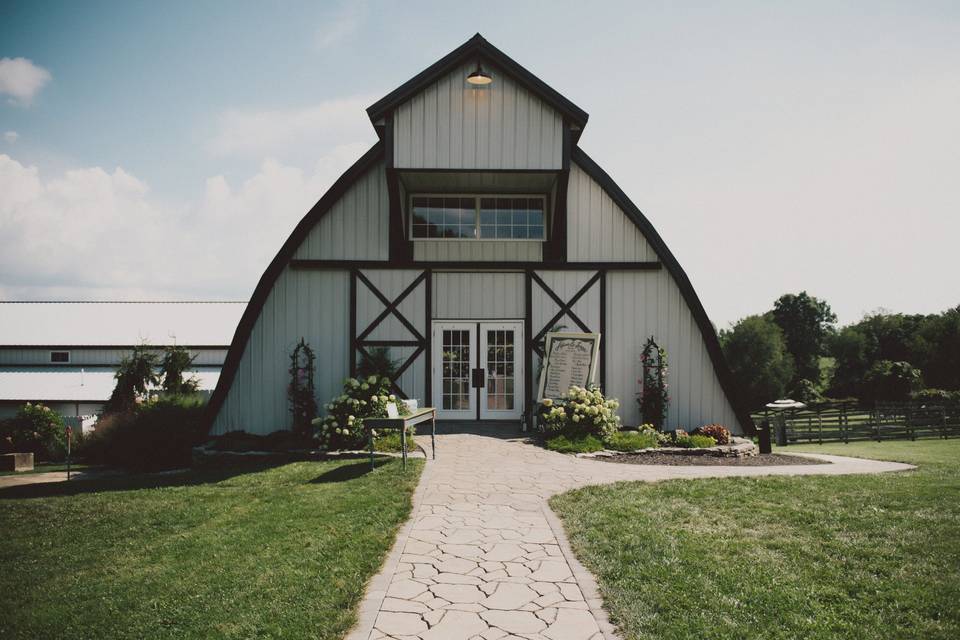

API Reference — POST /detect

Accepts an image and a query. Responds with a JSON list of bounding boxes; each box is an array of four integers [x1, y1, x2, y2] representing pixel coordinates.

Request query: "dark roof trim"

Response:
[[367, 33, 588, 134], [0, 345, 228, 350], [204, 142, 385, 430], [570, 146, 757, 435]]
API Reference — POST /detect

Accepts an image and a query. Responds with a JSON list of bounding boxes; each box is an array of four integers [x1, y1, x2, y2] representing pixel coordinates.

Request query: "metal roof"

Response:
[[0, 367, 222, 402], [0, 302, 245, 347]]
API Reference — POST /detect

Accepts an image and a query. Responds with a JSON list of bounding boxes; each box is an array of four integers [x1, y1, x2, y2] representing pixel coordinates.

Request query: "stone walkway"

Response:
[[348, 430, 913, 640]]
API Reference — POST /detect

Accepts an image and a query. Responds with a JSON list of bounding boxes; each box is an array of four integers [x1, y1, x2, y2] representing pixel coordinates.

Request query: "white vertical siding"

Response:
[[432, 272, 524, 319], [0, 348, 227, 366], [567, 163, 655, 262], [605, 270, 741, 433], [394, 62, 563, 170], [414, 241, 542, 262], [211, 268, 350, 436], [293, 162, 389, 260]]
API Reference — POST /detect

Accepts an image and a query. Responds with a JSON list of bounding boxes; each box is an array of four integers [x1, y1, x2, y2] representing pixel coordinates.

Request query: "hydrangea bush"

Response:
[[314, 375, 408, 450], [539, 385, 621, 441]]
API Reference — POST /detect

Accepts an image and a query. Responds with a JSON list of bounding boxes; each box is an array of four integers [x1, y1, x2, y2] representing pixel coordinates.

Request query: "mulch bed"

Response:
[[598, 453, 830, 466]]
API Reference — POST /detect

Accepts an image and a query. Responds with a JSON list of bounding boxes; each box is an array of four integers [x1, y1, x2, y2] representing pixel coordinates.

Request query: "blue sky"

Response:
[[1, 0, 958, 326]]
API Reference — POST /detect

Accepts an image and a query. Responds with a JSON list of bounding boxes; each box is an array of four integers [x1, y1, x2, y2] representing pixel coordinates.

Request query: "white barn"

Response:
[[0, 302, 244, 419], [207, 35, 754, 436]]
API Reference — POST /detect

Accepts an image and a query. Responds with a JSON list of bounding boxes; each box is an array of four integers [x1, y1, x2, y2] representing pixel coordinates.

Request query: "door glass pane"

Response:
[[486, 329, 515, 411], [442, 329, 471, 411]]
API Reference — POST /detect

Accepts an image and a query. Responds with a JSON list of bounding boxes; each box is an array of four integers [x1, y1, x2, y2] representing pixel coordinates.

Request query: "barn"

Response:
[[207, 34, 753, 436]]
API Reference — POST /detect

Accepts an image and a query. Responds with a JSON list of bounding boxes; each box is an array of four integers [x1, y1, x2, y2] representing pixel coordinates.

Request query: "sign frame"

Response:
[[536, 332, 601, 401]]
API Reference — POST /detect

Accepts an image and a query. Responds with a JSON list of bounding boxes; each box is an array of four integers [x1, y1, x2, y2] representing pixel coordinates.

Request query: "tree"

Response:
[[862, 360, 923, 402], [827, 325, 877, 398], [913, 307, 960, 390], [770, 291, 836, 383], [160, 345, 199, 395], [104, 345, 159, 414], [720, 315, 795, 410]]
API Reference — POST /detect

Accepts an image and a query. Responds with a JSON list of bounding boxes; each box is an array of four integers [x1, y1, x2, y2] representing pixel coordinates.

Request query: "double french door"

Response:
[[432, 321, 524, 421]]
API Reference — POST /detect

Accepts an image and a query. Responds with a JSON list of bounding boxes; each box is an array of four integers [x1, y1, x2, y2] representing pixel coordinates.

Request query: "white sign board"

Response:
[[537, 332, 601, 401]]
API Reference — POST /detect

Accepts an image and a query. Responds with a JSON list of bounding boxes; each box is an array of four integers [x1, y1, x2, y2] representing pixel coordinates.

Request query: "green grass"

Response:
[[0, 458, 423, 639], [550, 439, 959, 639], [545, 433, 605, 453]]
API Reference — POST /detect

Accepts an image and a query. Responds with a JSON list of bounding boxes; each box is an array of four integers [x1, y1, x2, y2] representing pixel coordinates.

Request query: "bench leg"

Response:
[[431, 417, 436, 459]]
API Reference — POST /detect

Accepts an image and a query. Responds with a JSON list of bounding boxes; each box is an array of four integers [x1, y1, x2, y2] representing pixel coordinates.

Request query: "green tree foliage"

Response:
[[104, 345, 159, 415], [770, 292, 837, 383], [827, 325, 876, 398], [862, 360, 923, 402], [160, 344, 199, 395], [720, 315, 795, 410]]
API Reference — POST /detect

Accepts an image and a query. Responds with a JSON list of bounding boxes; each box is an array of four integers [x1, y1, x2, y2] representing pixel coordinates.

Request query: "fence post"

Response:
[[818, 410, 823, 445]]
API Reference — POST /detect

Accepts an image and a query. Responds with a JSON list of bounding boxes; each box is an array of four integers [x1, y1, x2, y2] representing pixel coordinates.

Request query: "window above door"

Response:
[[409, 194, 546, 241]]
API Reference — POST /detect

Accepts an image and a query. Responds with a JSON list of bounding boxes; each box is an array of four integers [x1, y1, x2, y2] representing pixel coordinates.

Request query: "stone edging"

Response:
[[575, 436, 758, 460], [541, 504, 620, 640], [345, 454, 434, 640]]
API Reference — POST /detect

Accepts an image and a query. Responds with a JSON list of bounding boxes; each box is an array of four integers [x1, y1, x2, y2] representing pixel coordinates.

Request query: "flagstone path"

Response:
[[348, 430, 914, 640]]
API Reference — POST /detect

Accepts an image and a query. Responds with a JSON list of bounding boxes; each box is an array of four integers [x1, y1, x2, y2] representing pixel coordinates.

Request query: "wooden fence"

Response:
[[752, 401, 960, 445]]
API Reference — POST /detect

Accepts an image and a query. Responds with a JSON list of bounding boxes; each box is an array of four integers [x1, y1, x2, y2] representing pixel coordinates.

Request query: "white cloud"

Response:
[[0, 143, 368, 300], [208, 95, 375, 158], [0, 58, 52, 106], [3, 131, 17, 144], [315, 1, 368, 49]]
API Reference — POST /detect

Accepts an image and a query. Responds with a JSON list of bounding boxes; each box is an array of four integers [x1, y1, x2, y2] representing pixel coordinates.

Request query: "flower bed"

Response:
[[574, 436, 759, 459]]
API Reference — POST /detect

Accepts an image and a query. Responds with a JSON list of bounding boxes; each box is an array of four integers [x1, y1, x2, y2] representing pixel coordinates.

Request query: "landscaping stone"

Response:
[[0, 452, 33, 472]]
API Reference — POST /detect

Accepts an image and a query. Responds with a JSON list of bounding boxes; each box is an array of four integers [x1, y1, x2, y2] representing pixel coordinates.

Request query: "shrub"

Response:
[[545, 433, 605, 454], [694, 424, 731, 445], [606, 430, 658, 452], [637, 423, 672, 446], [79, 397, 206, 471], [103, 345, 159, 414], [0, 402, 67, 461], [539, 385, 621, 441], [912, 388, 960, 404], [673, 433, 717, 448], [160, 345, 199, 395], [314, 375, 408, 450], [373, 431, 418, 453]]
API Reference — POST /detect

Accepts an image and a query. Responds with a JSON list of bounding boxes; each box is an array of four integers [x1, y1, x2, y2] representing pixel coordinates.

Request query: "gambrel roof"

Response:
[[367, 33, 589, 139]]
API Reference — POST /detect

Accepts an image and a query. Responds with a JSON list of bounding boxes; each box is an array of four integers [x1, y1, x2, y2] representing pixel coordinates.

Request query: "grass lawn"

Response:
[[550, 439, 960, 640], [0, 457, 422, 639]]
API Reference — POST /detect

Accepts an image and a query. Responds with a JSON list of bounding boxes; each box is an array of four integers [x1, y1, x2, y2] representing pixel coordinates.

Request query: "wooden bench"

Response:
[[363, 407, 436, 470]]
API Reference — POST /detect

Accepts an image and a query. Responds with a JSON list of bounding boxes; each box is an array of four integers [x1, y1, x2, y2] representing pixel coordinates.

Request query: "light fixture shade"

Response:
[[466, 63, 492, 85]]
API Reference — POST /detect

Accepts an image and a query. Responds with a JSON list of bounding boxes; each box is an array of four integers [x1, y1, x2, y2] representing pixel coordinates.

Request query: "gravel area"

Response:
[[598, 453, 831, 466]]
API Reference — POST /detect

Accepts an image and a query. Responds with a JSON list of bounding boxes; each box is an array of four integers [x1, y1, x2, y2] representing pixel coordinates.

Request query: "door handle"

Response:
[[471, 368, 485, 389]]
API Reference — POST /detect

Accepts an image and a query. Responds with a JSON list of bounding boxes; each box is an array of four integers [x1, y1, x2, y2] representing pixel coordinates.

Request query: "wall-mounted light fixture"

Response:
[[466, 62, 492, 86]]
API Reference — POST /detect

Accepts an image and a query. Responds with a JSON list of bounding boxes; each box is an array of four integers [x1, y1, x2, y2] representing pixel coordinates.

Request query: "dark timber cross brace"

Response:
[[351, 269, 429, 400]]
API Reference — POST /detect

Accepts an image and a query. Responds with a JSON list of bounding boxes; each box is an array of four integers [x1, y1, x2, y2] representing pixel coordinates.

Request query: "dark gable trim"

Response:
[[570, 146, 756, 435], [366, 33, 588, 136], [204, 142, 385, 431]]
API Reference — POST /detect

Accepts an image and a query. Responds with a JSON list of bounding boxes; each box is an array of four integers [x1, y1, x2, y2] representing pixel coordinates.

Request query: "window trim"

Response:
[[50, 350, 71, 364], [408, 193, 548, 242]]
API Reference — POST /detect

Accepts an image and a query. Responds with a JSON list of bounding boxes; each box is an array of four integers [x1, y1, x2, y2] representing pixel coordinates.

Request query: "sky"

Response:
[[0, 0, 958, 329]]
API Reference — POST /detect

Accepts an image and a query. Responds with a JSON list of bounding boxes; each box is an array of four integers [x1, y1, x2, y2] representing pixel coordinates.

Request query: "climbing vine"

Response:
[[638, 336, 669, 430], [288, 338, 317, 437]]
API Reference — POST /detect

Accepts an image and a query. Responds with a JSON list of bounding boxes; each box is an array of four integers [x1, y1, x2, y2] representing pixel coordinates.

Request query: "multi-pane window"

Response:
[[410, 195, 545, 240], [485, 330, 515, 410], [441, 329, 472, 410], [50, 351, 70, 363]]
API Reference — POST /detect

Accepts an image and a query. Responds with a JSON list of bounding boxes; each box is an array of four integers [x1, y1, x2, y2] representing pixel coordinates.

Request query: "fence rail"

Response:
[[752, 402, 960, 445]]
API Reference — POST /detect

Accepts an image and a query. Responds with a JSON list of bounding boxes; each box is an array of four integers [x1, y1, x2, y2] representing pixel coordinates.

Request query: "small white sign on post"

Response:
[[537, 332, 601, 401]]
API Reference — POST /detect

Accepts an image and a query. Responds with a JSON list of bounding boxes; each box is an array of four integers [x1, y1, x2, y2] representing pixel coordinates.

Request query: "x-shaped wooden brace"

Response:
[[355, 270, 428, 399], [530, 270, 601, 357]]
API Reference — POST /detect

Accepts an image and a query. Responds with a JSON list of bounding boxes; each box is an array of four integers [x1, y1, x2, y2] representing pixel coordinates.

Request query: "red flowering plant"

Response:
[[694, 424, 731, 445]]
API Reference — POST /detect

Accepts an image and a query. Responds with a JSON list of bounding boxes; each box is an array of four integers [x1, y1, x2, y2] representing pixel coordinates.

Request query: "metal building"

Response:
[[208, 35, 753, 435], [0, 302, 243, 419]]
